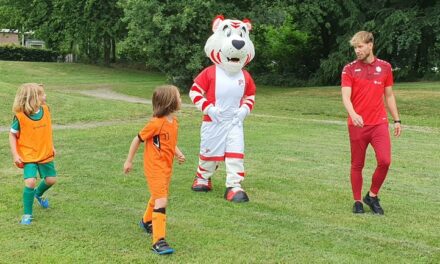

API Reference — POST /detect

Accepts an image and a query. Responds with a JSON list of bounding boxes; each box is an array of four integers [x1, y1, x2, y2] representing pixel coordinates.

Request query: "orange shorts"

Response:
[[146, 172, 171, 199]]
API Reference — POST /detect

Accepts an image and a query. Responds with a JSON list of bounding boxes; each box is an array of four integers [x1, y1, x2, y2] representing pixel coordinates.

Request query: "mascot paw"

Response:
[[231, 117, 240, 126], [191, 177, 212, 192], [224, 187, 249, 202]]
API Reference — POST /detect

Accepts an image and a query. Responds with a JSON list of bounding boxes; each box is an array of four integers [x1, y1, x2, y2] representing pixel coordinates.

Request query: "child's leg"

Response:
[[35, 177, 56, 197], [35, 162, 57, 197], [142, 197, 155, 223], [22, 163, 39, 216], [152, 197, 168, 244], [23, 178, 36, 215]]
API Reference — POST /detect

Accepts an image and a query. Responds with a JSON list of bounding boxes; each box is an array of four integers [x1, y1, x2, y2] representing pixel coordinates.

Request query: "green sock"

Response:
[[23, 186, 35, 215], [35, 180, 51, 197]]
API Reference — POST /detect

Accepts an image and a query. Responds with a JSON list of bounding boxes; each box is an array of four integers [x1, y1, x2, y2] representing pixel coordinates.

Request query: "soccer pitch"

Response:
[[0, 61, 439, 263]]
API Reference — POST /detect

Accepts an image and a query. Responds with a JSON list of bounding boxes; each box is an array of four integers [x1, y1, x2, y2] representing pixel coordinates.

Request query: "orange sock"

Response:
[[152, 208, 166, 244], [142, 198, 155, 223]]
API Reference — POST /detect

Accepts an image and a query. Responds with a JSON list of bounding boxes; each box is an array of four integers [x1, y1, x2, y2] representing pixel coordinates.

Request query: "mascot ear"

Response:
[[212, 15, 224, 32], [242, 18, 252, 31]]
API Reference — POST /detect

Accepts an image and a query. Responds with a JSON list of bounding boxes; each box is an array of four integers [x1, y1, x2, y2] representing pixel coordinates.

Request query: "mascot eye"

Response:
[[224, 28, 232, 37], [240, 27, 247, 37]]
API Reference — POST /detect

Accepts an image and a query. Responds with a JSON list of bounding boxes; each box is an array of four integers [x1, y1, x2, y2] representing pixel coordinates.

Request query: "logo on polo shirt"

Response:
[[376, 66, 382, 72], [374, 80, 383, 85], [354, 68, 361, 72]]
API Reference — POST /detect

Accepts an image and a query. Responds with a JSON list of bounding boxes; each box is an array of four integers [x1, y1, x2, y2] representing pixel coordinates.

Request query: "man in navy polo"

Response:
[[341, 31, 402, 215]]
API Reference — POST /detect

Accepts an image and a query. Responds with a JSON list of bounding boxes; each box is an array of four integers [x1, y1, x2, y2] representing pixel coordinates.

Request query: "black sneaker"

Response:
[[151, 238, 174, 255], [363, 193, 384, 215], [352, 201, 364, 214], [139, 220, 152, 234]]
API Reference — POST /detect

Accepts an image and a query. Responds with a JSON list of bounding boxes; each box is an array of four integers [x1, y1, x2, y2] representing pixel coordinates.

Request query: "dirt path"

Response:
[[1, 89, 438, 134], [78, 88, 195, 107], [251, 113, 439, 133], [0, 119, 147, 133]]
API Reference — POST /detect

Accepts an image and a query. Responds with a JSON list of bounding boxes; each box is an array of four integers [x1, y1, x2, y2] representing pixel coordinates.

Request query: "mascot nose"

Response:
[[232, 40, 245, 50]]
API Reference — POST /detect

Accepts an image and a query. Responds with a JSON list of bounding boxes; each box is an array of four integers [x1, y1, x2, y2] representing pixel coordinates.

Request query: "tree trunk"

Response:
[[103, 34, 111, 66], [111, 38, 116, 63]]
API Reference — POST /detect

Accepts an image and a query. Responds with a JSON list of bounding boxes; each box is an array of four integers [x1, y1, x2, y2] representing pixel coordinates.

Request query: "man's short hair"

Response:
[[350, 31, 374, 46]]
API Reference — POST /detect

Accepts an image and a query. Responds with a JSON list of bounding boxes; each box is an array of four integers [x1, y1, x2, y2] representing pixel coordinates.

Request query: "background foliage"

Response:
[[0, 0, 439, 87]]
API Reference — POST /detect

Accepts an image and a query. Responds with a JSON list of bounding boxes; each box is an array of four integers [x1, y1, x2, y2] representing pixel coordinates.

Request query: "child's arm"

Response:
[[124, 136, 142, 174], [175, 146, 186, 164], [9, 132, 23, 166]]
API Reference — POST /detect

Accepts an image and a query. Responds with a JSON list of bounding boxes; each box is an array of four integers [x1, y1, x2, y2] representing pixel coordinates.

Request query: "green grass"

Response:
[[0, 61, 439, 263]]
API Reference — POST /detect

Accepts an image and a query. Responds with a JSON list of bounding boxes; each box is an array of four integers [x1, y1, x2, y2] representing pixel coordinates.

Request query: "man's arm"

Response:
[[341, 86, 364, 127], [384, 86, 402, 137]]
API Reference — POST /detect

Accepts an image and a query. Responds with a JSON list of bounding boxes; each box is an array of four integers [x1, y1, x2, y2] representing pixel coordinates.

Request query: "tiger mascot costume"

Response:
[[189, 15, 256, 202]]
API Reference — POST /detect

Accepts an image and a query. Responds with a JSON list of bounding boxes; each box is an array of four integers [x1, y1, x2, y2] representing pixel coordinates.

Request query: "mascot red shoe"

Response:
[[189, 15, 256, 202]]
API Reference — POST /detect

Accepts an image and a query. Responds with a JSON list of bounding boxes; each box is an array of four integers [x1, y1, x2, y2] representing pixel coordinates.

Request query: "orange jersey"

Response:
[[138, 116, 178, 198], [15, 105, 54, 163]]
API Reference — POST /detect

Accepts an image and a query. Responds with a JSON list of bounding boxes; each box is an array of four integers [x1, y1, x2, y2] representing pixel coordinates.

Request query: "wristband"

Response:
[[394, 120, 401, 124]]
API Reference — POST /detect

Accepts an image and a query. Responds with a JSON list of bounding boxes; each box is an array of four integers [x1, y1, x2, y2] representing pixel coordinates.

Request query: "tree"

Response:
[[289, 0, 440, 84], [1, 0, 125, 65], [0, 0, 33, 45], [2, 0, 438, 85], [82, 0, 125, 65], [248, 13, 309, 86], [122, 0, 219, 89], [121, 0, 310, 88]]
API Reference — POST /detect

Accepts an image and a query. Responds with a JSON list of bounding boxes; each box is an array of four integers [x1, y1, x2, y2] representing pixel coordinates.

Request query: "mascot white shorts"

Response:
[[200, 120, 244, 159], [198, 120, 245, 188]]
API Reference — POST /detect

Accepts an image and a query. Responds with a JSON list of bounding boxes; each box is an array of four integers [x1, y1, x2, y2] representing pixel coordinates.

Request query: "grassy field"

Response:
[[0, 61, 439, 263]]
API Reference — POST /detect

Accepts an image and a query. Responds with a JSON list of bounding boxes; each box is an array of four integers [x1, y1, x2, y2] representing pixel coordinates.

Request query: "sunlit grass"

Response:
[[0, 61, 439, 263]]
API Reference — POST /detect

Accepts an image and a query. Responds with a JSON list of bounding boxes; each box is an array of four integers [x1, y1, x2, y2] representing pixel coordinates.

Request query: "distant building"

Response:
[[25, 39, 45, 49], [0, 29, 20, 45], [0, 29, 46, 49]]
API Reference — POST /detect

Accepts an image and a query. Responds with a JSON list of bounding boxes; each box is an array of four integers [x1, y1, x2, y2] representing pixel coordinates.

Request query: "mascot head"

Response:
[[204, 15, 255, 74]]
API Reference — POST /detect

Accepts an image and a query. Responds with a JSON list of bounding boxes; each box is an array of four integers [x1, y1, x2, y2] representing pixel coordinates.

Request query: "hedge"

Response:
[[0, 45, 59, 62]]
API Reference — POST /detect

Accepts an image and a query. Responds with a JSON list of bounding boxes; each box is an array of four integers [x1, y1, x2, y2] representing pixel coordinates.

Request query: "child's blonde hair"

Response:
[[350, 31, 374, 46], [12, 83, 45, 115], [152, 85, 181, 117]]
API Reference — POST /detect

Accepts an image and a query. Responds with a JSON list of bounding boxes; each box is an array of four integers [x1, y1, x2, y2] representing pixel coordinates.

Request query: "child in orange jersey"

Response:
[[9, 83, 57, 225], [124, 85, 185, 255]]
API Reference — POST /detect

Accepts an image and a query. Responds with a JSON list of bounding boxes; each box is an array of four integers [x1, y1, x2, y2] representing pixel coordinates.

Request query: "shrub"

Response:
[[0, 45, 59, 62]]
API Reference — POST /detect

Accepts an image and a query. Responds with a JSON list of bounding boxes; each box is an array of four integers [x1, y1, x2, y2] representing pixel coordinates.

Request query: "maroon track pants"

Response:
[[348, 122, 391, 201]]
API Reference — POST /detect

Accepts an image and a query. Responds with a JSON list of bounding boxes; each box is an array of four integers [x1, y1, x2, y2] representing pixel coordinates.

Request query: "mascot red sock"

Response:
[[189, 15, 256, 202]]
